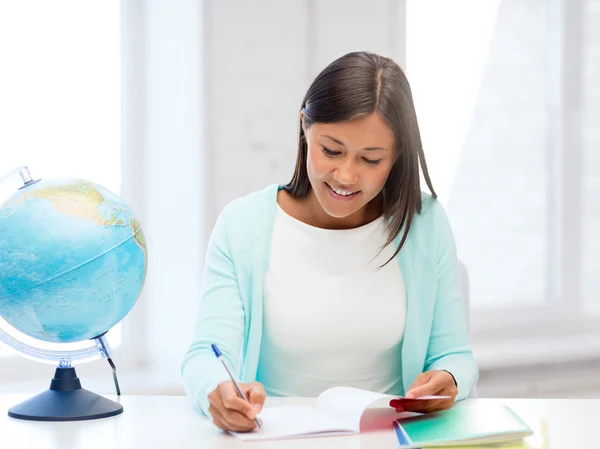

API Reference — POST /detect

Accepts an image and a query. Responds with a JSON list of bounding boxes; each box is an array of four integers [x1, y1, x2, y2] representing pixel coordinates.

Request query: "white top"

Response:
[[256, 204, 407, 397]]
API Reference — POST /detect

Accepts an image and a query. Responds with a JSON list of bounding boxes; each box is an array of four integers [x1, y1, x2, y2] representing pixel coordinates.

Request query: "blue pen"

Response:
[[211, 343, 262, 429]]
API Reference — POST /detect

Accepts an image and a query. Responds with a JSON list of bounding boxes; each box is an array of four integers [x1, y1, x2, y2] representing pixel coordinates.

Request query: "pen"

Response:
[[211, 343, 262, 429]]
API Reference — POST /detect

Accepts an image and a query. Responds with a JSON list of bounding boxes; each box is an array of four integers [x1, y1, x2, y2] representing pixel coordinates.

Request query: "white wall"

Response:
[[204, 0, 407, 233]]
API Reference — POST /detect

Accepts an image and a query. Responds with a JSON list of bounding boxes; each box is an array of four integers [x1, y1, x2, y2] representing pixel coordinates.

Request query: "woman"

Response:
[[181, 51, 478, 432]]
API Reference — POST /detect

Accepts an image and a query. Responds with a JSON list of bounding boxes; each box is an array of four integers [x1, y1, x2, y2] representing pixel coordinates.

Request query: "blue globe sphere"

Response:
[[0, 178, 147, 343]]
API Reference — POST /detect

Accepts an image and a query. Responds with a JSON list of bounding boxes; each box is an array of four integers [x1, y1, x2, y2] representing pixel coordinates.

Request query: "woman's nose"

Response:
[[333, 166, 359, 186]]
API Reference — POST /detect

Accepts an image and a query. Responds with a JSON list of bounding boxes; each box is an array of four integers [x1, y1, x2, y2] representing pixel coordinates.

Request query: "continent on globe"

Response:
[[0, 178, 148, 343]]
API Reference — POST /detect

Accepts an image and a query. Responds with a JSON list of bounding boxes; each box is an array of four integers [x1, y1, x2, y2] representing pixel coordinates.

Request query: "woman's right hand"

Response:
[[207, 381, 266, 432]]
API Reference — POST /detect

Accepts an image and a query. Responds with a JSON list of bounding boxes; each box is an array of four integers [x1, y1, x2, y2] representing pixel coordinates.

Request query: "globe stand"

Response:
[[7, 366, 123, 422]]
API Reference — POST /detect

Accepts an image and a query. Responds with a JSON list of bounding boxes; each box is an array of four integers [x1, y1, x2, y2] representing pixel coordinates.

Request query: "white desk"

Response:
[[1, 395, 597, 448]]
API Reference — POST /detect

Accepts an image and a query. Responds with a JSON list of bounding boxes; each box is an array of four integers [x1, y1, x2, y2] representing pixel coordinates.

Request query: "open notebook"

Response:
[[230, 386, 449, 442]]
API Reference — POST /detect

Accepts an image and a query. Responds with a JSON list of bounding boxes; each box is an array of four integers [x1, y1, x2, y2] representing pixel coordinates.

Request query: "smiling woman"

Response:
[[181, 51, 477, 434], [291, 112, 396, 228], [284, 53, 436, 259]]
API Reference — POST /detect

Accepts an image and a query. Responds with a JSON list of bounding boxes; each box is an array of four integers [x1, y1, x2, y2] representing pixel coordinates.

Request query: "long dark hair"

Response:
[[284, 51, 437, 265]]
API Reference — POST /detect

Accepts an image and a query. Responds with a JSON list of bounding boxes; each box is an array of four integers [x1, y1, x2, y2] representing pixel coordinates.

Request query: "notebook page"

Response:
[[315, 386, 392, 433], [314, 386, 453, 433], [229, 404, 356, 441]]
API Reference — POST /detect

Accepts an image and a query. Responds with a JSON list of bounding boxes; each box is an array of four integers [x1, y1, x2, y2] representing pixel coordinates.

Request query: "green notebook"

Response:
[[393, 404, 534, 448]]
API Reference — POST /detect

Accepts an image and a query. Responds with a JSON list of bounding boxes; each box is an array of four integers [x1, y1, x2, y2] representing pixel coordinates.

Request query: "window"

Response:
[[582, 0, 600, 313], [0, 1, 122, 358], [407, 0, 600, 354], [407, 0, 549, 308]]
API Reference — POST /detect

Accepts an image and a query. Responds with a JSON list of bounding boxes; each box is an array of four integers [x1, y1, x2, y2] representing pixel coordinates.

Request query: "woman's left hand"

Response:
[[392, 370, 458, 414]]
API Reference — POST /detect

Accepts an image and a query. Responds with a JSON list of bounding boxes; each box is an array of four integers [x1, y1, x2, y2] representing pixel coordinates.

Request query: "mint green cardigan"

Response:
[[181, 184, 478, 416]]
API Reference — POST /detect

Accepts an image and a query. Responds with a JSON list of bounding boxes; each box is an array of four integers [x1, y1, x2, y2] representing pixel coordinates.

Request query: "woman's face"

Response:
[[304, 111, 396, 222]]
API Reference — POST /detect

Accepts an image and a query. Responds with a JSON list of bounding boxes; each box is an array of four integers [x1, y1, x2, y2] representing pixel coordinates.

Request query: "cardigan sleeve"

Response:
[[423, 201, 479, 400], [180, 206, 245, 416]]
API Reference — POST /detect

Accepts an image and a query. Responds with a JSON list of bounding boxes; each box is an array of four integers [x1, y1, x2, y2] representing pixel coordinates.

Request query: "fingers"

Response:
[[209, 405, 228, 430], [208, 381, 267, 433], [400, 383, 458, 413], [218, 382, 256, 419], [398, 371, 459, 414], [405, 370, 449, 399], [247, 382, 266, 414], [411, 393, 455, 413], [405, 372, 431, 399], [209, 403, 256, 432]]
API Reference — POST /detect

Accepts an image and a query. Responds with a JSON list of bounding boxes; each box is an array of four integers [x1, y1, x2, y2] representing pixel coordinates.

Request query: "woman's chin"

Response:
[[320, 198, 362, 219]]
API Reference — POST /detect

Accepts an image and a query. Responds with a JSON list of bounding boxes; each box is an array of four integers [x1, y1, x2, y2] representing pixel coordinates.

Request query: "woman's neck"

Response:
[[278, 188, 383, 230]]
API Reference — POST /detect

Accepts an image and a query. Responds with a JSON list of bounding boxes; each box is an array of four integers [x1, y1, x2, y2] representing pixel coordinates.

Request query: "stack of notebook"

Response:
[[393, 403, 534, 448]]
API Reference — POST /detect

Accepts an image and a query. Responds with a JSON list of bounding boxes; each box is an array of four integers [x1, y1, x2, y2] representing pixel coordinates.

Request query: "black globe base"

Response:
[[7, 367, 123, 422]]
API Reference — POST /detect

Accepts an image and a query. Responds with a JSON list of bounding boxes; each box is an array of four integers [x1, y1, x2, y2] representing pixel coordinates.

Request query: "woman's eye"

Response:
[[322, 147, 341, 156], [322, 147, 380, 165], [363, 158, 381, 165]]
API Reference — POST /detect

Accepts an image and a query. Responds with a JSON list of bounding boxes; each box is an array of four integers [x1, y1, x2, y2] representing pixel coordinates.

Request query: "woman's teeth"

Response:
[[329, 184, 356, 196]]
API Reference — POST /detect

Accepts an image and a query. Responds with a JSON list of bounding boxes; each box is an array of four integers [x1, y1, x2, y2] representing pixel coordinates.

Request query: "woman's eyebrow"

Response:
[[322, 134, 388, 151]]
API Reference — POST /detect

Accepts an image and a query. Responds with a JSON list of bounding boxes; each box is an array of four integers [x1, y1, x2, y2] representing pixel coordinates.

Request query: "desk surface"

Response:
[[1, 394, 597, 449]]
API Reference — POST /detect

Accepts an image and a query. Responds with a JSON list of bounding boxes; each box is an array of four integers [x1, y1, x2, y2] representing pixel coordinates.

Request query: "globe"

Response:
[[0, 167, 148, 422], [0, 178, 147, 343]]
